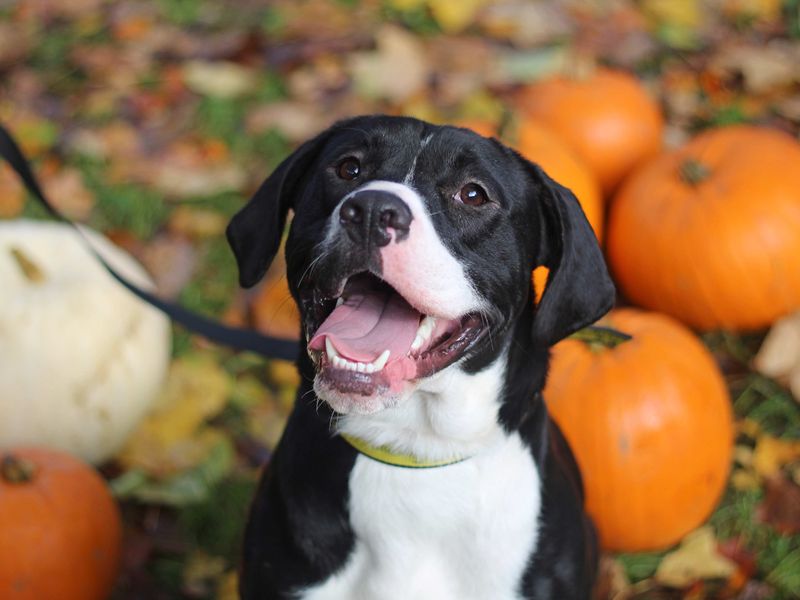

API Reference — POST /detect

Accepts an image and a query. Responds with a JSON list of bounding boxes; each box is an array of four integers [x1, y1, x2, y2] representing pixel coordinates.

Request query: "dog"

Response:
[[227, 115, 615, 600]]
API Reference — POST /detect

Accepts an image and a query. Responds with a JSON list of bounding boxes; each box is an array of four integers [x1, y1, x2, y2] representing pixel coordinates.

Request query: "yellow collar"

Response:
[[340, 434, 469, 469]]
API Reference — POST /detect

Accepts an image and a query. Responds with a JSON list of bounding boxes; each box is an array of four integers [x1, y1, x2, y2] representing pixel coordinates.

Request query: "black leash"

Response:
[[0, 122, 300, 361]]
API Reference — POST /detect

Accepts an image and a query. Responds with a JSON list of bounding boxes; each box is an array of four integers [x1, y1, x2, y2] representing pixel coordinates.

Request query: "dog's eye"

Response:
[[455, 183, 489, 207], [337, 157, 361, 181]]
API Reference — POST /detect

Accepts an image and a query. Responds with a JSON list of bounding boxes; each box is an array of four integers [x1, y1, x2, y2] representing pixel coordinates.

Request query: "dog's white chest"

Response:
[[299, 433, 541, 600]]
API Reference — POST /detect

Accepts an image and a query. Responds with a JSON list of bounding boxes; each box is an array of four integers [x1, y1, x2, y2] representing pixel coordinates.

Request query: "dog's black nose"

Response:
[[339, 190, 412, 247]]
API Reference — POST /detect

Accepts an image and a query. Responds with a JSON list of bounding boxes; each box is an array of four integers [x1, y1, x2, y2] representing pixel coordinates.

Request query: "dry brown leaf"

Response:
[[183, 60, 257, 99], [167, 206, 227, 239], [593, 555, 631, 600], [756, 474, 800, 535], [0, 164, 26, 218], [245, 102, 330, 143], [479, 1, 572, 47], [655, 526, 736, 588], [710, 43, 800, 95], [348, 25, 428, 103], [43, 167, 95, 220], [139, 234, 197, 298]]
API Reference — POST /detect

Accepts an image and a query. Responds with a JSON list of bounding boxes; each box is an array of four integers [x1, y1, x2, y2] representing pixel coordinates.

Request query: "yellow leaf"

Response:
[[731, 468, 760, 491], [388, 0, 426, 10], [216, 570, 239, 600], [642, 0, 701, 28], [752, 435, 800, 479], [655, 526, 736, 588], [118, 355, 232, 476], [428, 0, 487, 33]]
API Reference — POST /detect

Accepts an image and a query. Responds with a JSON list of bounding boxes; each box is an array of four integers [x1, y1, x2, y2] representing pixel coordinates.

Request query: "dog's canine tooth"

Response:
[[410, 316, 437, 353], [336, 297, 344, 308], [372, 350, 390, 371], [365, 363, 376, 374], [325, 338, 339, 360], [332, 355, 344, 369]]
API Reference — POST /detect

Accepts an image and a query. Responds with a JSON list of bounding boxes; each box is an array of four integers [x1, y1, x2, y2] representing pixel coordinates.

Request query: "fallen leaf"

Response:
[[752, 434, 800, 479], [710, 43, 800, 95], [117, 355, 232, 477], [146, 141, 247, 199], [167, 206, 227, 239], [593, 555, 631, 600], [245, 101, 330, 143], [217, 570, 239, 600], [479, 1, 572, 47], [722, 0, 783, 22], [183, 551, 227, 597], [348, 25, 428, 103], [0, 23, 31, 68], [183, 60, 257, 99], [43, 166, 95, 220], [0, 164, 25, 218], [428, 0, 488, 33], [754, 311, 800, 402], [139, 234, 198, 298], [655, 526, 737, 588], [757, 474, 800, 535]]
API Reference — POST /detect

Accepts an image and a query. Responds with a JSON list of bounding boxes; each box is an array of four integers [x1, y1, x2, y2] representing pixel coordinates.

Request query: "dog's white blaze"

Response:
[[323, 180, 485, 320], [298, 360, 543, 600]]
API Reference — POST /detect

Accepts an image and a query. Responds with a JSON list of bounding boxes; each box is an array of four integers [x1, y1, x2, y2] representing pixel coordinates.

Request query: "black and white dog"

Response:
[[227, 115, 615, 600]]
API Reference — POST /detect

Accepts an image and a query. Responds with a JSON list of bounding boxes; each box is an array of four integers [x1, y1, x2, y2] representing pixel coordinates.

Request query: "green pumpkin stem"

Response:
[[1, 454, 36, 484], [569, 325, 632, 350], [10, 247, 45, 283], [679, 159, 711, 186]]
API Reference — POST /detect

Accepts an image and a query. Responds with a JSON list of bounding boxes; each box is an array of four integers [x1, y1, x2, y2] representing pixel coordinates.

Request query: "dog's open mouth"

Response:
[[306, 273, 486, 396]]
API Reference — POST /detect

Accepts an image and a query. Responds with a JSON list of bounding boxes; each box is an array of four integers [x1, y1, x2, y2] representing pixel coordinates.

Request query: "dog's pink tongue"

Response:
[[309, 288, 421, 362]]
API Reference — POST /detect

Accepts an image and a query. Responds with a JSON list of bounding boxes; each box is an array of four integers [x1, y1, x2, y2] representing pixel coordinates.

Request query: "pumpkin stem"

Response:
[[679, 159, 711, 186], [1, 454, 36, 484], [9, 247, 45, 283], [570, 325, 632, 349]]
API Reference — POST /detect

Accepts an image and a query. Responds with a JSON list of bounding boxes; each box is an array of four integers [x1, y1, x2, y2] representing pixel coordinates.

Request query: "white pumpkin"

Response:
[[0, 219, 171, 464]]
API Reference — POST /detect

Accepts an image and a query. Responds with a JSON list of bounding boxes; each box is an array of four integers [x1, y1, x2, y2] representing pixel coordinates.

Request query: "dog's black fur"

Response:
[[227, 115, 615, 599]]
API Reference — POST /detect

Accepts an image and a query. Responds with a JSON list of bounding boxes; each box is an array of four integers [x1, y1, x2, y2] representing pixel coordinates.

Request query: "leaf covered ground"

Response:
[[1, 0, 800, 598]]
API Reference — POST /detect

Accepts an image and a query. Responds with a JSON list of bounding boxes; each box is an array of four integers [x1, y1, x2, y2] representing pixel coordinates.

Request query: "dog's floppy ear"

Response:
[[530, 164, 615, 345], [226, 130, 333, 288]]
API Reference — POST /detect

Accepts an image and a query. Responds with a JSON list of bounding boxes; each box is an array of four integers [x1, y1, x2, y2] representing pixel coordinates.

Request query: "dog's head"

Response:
[[228, 116, 614, 415]]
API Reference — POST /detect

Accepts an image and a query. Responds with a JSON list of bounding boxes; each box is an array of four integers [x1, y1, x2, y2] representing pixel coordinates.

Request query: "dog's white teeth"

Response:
[[372, 349, 390, 371], [325, 338, 390, 373], [410, 316, 437, 353], [336, 297, 344, 308], [325, 338, 339, 360]]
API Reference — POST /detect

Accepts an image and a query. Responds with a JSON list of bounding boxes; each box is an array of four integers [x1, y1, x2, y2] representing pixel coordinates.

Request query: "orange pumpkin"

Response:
[[516, 121, 604, 240], [517, 68, 664, 195], [544, 309, 733, 552], [516, 121, 604, 302], [608, 125, 800, 331], [0, 448, 122, 599], [450, 118, 497, 138]]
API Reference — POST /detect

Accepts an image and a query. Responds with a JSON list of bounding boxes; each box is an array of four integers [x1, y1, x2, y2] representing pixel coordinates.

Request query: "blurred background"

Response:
[[1, 0, 800, 598]]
